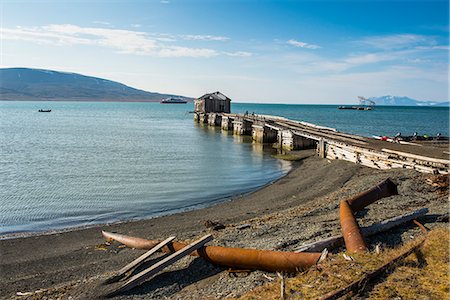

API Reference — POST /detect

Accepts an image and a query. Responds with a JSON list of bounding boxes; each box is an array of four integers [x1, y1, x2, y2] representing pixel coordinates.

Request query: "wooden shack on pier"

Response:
[[194, 91, 231, 113]]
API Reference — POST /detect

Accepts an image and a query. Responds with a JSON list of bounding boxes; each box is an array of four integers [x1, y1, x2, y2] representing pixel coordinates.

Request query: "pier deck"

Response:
[[195, 112, 449, 174]]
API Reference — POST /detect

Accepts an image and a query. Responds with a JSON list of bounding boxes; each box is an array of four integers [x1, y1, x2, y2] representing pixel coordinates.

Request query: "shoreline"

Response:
[[1, 153, 447, 299], [0, 158, 293, 241]]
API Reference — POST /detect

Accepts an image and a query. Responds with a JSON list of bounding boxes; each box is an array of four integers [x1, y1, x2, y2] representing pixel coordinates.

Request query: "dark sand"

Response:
[[1, 152, 448, 299]]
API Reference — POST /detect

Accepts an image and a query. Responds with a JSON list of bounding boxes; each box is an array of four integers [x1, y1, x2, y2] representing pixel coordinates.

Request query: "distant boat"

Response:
[[338, 96, 375, 111], [160, 97, 187, 104], [338, 106, 372, 110], [38, 109, 52, 112]]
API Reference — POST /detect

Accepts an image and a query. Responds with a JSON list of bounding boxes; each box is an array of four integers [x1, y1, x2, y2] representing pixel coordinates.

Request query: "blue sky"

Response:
[[1, 0, 448, 103]]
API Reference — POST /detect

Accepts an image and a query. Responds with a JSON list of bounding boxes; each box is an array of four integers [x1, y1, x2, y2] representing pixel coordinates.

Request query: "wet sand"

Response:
[[0, 152, 448, 299]]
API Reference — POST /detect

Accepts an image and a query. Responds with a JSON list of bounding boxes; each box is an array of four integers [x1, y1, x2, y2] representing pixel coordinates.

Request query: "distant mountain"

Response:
[[369, 95, 448, 106], [0, 68, 191, 102], [434, 101, 450, 107]]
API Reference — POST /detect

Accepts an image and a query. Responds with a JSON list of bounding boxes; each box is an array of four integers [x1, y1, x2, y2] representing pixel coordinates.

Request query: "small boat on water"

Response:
[[38, 109, 52, 112], [338, 96, 375, 111], [160, 97, 187, 104], [338, 106, 372, 110]]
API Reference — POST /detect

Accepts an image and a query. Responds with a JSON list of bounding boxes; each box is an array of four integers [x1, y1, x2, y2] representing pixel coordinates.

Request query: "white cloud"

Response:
[[181, 34, 229, 41], [360, 34, 434, 50], [287, 39, 321, 50], [158, 47, 218, 58], [343, 53, 396, 65], [0, 24, 238, 58], [415, 45, 450, 50], [223, 51, 252, 57], [93, 21, 111, 26]]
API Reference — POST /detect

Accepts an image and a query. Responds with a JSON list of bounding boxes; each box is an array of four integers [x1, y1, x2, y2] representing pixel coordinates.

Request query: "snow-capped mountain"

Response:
[[369, 95, 448, 106]]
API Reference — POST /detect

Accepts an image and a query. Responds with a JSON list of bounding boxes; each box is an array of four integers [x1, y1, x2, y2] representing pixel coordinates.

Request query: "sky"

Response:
[[0, 0, 448, 104]]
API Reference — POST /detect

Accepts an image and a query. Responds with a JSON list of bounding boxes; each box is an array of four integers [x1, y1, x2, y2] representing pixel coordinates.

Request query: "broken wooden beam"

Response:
[[105, 234, 213, 297], [382, 148, 450, 165], [103, 236, 176, 284]]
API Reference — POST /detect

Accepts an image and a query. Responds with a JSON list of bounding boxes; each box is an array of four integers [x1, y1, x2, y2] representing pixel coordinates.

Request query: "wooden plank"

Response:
[[106, 234, 213, 297], [295, 208, 428, 253], [327, 142, 390, 159], [104, 236, 176, 284], [382, 148, 450, 165]]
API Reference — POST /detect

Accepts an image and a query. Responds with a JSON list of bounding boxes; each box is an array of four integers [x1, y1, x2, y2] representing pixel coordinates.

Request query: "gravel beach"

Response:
[[1, 152, 448, 300]]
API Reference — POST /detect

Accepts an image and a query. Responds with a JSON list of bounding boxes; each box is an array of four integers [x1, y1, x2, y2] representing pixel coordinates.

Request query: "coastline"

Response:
[[0, 156, 293, 241], [1, 153, 447, 299]]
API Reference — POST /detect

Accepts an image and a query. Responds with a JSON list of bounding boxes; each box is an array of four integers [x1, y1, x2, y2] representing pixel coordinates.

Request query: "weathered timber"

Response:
[[382, 148, 450, 166], [105, 234, 213, 297], [103, 236, 176, 284], [193, 112, 448, 174], [221, 115, 234, 131], [295, 208, 428, 252], [251, 124, 278, 143], [233, 119, 253, 135], [208, 113, 222, 126], [197, 113, 208, 124]]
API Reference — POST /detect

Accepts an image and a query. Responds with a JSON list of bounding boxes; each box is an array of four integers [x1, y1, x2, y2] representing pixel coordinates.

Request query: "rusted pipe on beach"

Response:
[[339, 200, 368, 253], [319, 235, 427, 300], [102, 231, 321, 272], [346, 178, 398, 212]]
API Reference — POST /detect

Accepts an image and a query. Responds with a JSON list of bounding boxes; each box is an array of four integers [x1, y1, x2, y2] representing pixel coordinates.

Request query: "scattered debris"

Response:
[[236, 223, 251, 230], [262, 274, 275, 281], [295, 208, 428, 253], [97, 177, 441, 298], [425, 174, 449, 194], [318, 248, 329, 263], [103, 236, 176, 285], [94, 243, 110, 251], [342, 254, 354, 261], [319, 234, 427, 300], [277, 272, 286, 300], [102, 231, 321, 273], [204, 220, 226, 230], [104, 234, 213, 297], [375, 243, 381, 254]]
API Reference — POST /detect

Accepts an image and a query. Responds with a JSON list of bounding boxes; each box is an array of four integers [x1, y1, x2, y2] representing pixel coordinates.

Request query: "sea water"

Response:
[[232, 103, 449, 137], [0, 101, 448, 236]]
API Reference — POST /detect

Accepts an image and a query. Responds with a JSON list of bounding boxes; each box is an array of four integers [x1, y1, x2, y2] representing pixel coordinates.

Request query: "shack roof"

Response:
[[198, 91, 231, 101]]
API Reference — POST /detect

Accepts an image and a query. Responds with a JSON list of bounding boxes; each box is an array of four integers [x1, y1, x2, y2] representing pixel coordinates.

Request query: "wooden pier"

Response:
[[194, 112, 449, 174]]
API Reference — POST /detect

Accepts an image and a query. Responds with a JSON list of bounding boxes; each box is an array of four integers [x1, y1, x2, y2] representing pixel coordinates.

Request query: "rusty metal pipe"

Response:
[[347, 178, 398, 212], [102, 231, 321, 272], [339, 200, 368, 253], [320, 235, 427, 300]]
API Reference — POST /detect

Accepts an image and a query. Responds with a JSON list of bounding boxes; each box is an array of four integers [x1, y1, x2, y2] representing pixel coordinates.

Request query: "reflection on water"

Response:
[[0, 101, 290, 236]]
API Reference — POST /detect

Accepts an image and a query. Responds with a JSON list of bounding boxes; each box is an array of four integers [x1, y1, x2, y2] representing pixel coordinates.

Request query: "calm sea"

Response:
[[1, 101, 448, 236]]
